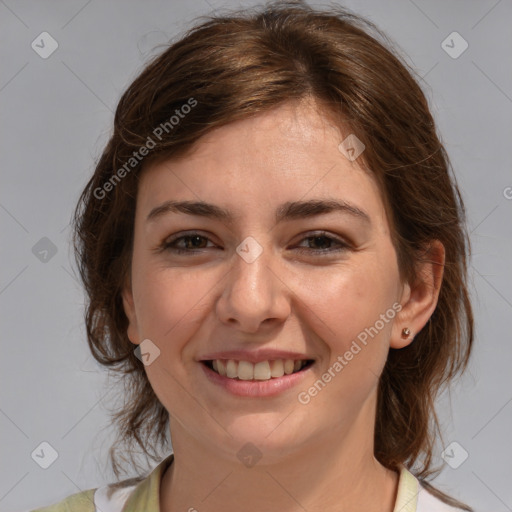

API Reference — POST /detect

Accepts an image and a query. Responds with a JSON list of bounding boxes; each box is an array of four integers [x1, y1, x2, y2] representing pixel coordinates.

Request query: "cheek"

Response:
[[296, 253, 400, 359], [292, 254, 400, 416], [134, 266, 211, 341]]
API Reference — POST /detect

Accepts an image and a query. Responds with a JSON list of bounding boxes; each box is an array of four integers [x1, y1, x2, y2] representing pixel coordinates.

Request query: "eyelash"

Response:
[[161, 231, 350, 256]]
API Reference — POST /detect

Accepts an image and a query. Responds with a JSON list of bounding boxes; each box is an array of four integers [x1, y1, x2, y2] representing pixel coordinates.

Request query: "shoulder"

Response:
[[30, 488, 97, 512], [30, 483, 138, 512], [30, 453, 173, 512]]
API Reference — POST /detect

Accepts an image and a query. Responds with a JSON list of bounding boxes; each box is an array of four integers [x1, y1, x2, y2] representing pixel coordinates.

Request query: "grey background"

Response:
[[1, 0, 511, 511]]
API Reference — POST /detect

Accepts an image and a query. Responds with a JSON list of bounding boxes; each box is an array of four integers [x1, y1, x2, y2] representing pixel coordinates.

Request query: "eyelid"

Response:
[[164, 230, 212, 244], [293, 230, 352, 247]]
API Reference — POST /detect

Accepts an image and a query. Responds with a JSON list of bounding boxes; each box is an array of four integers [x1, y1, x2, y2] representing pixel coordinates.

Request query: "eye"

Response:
[[294, 231, 350, 256], [160, 230, 350, 256], [161, 232, 216, 254]]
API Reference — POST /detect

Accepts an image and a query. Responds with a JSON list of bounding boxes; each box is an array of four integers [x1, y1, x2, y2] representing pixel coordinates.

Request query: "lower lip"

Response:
[[200, 362, 313, 397]]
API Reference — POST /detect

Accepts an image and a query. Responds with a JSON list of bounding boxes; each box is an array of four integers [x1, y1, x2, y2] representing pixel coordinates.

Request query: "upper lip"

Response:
[[198, 349, 314, 364]]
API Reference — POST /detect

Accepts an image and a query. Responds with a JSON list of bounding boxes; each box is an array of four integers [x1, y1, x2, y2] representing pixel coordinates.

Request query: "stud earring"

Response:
[[401, 327, 411, 338]]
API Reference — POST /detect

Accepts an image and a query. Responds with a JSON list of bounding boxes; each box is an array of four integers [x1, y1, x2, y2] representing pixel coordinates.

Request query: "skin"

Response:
[[122, 98, 445, 512]]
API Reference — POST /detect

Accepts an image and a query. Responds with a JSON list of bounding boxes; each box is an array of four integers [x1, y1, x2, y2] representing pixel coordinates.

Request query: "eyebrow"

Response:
[[146, 199, 371, 225]]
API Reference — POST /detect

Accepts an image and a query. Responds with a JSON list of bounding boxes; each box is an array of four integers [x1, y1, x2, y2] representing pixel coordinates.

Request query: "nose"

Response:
[[215, 243, 291, 334]]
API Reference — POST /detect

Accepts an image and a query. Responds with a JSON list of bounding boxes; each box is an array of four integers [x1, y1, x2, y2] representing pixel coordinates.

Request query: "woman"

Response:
[[33, 1, 474, 510]]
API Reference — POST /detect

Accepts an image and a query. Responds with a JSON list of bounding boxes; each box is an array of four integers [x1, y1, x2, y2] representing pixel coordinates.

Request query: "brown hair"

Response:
[[73, 1, 473, 508]]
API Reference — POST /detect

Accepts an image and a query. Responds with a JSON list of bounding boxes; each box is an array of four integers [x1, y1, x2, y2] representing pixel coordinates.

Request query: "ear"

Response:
[[121, 275, 141, 345], [391, 240, 445, 349]]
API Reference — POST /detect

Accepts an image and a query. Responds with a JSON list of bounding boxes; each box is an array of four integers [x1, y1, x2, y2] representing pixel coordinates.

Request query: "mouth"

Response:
[[201, 358, 315, 381]]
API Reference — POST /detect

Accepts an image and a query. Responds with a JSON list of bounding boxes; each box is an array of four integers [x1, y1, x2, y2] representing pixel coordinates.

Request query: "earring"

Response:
[[401, 327, 411, 339]]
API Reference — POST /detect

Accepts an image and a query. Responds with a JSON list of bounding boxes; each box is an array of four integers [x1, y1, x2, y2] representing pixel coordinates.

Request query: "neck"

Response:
[[160, 399, 399, 512]]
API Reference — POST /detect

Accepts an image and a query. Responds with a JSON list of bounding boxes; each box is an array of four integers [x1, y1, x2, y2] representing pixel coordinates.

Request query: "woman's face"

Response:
[[123, 100, 411, 463]]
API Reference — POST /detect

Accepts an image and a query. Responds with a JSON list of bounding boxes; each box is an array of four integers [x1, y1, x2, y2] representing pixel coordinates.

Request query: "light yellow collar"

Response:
[[393, 465, 419, 512]]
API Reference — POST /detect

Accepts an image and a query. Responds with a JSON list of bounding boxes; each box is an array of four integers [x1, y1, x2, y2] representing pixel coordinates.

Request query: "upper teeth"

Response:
[[210, 359, 308, 380]]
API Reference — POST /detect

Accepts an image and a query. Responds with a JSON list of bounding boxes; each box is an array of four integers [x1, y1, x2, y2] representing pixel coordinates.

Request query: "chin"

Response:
[[212, 414, 311, 463]]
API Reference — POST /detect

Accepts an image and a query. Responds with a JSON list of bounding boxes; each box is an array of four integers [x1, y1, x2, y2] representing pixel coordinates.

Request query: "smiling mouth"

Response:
[[201, 359, 315, 381]]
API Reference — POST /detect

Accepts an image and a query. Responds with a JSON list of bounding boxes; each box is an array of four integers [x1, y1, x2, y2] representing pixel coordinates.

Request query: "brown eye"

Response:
[[294, 232, 349, 256], [162, 232, 215, 254]]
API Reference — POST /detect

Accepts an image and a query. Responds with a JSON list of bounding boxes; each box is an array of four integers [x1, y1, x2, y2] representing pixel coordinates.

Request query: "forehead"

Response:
[[136, 101, 387, 228]]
